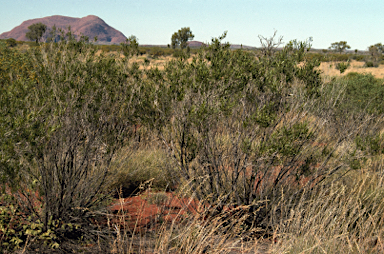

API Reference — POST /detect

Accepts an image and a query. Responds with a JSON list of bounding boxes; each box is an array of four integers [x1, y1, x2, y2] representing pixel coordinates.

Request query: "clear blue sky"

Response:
[[1, 0, 382, 50]]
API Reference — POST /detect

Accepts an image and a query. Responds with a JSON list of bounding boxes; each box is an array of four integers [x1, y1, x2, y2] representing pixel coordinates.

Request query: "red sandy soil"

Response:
[[107, 192, 202, 230]]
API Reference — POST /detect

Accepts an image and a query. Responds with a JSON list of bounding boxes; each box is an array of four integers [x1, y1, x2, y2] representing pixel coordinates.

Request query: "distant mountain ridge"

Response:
[[0, 15, 127, 44]]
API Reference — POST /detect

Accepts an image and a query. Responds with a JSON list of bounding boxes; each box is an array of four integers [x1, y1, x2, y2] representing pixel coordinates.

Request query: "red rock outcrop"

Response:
[[0, 15, 127, 44]]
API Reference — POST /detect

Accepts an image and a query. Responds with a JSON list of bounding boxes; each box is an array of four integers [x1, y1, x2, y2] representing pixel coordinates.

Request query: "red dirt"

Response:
[[107, 192, 201, 230]]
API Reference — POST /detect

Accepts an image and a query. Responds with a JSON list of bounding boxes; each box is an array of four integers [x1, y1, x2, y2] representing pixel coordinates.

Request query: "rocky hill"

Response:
[[0, 15, 127, 44]]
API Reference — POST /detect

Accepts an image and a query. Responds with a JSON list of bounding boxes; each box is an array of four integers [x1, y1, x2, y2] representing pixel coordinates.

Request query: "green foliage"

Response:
[[328, 53, 351, 61], [0, 42, 38, 185], [365, 43, 383, 67], [0, 194, 63, 252], [0, 34, 144, 246], [355, 134, 384, 156], [96, 44, 120, 53], [335, 61, 350, 73], [262, 122, 314, 158], [147, 47, 166, 58], [306, 52, 358, 63], [364, 60, 379, 67], [25, 22, 47, 43], [121, 35, 139, 57], [172, 49, 183, 58], [245, 103, 277, 128], [374, 43, 384, 52], [369, 43, 384, 56], [329, 41, 351, 54], [350, 54, 365, 61], [140, 47, 180, 57], [171, 27, 194, 49], [5, 38, 17, 47], [369, 45, 380, 57], [151, 32, 324, 206], [330, 72, 384, 114], [2, 29, 384, 250]]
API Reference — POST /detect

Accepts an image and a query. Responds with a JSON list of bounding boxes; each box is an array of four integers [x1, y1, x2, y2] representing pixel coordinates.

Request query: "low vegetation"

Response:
[[1, 32, 384, 253]]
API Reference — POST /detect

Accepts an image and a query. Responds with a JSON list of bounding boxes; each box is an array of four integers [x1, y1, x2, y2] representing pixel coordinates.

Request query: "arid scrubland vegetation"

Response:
[[1, 32, 384, 253]]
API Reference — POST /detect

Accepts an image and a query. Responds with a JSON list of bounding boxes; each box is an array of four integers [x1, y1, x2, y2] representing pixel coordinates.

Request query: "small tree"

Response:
[[121, 35, 139, 57], [328, 41, 351, 54], [258, 30, 283, 57], [373, 43, 384, 54], [367, 44, 382, 67], [335, 61, 350, 73], [171, 27, 194, 49], [26, 22, 47, 43], [369, 45, 379, 58]]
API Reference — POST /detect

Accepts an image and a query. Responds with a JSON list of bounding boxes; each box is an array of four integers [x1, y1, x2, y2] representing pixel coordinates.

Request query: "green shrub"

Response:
[[305, 52, 326, 62], [0, 42, 37, 185], [5, 38, 17, 47], [149, 33, 328, 210], [355, 133, 384, 156], [0, 36, 145, 244], [144, 47, 173, 58], [138, 47, 147, 55], [329, 53, 351, 62], [0, 194, 62, 251], [2, 31, 384, 251], [364, 60, 379, 67], [172, 49, 182, 58], [351, 54, 365, 61], [335, 72, 384, 114], [335, 61, 350, 73]]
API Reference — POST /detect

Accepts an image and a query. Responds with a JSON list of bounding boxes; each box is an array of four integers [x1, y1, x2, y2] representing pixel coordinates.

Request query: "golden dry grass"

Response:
[[318, 60, 384, 78], [137, 56, 384, 79], [105, 168, 384, 253], [97, 49, 384, 79]]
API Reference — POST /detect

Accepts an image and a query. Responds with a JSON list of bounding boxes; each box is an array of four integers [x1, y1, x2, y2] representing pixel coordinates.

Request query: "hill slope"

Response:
[[0, 15, 127, 44]]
